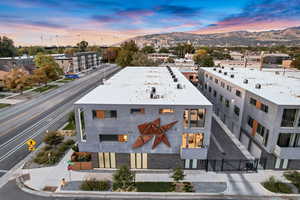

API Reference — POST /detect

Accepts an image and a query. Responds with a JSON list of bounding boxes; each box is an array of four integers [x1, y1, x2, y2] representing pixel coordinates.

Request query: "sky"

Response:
[[0, 0, 300, 46]]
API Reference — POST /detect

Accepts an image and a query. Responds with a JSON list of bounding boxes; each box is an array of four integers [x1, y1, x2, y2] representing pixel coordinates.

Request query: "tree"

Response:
[[3, 68, 31, 94], [0, 36, 17, 57], [64, 48, 77, 56], [102, 47, 119, 63], [131, 52, 158, 66], [34, 53, 62, 80], [171, 167, 185, 182], [195, 49, 207, 56], [77, 40, 89, 52], [159, 47, 169, 53], [116, 49, 133, 67], [31, 68, 49, 86], [120, 40, 139, 52], [141, 46, 155, 54], [174, 43, 195, 58], [193, 54, 214, 67], [112, 166, 135, 192], [43, 131, 64, 146], [291, 56, 300, 70]]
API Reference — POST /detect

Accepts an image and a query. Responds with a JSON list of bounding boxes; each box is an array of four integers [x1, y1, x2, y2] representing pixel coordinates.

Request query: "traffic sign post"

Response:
[[26, 139, 37, 151]]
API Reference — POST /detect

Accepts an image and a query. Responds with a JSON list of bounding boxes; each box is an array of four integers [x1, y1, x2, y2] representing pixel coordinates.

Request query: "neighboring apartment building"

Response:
[[53, 52, 101, 73], [199, 67, 300, 169], [0, 55, 35, 74], [74, 66, 212, 169]]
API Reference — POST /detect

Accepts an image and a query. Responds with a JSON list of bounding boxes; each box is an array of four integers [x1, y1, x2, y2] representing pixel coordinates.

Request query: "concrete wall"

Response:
[[75, 103, 212, 160]]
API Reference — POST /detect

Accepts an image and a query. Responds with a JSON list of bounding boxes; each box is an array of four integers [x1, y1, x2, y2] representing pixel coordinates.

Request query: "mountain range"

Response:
[[126, 26, 300, 47]]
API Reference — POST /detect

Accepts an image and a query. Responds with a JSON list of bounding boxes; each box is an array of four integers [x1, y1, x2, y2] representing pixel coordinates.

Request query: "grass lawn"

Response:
[[33, 85, 59, 93], [57, 78, 74, 83], [0, 103, 10, 109], [262, 176, 293, 194], [136, 182, 174, 192], [63, 122, 75, 130]]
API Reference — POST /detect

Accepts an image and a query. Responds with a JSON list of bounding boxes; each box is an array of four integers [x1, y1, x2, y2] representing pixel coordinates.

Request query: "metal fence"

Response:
[[197, 159, 259, 172]]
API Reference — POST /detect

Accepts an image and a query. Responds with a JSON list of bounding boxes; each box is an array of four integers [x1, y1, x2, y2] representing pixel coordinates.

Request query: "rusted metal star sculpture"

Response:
[[132, 118, 177, 149]]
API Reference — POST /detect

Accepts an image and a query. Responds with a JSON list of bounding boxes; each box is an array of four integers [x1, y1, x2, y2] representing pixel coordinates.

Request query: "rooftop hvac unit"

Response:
[[255, 83, 261, 89], [174, 78, 178, 82], [172, 75, 176, 79], [243, 79, 248, 84], [275, 71, 280, 75], [221, 66, 224, 69], [150, 92, 154, 99], [230, 74, 234, 78], [224, 72, 227, 75], [213, 68, 216, 71], [230, 67, 234, 70], [177, 83, 183, 89], [151, 87, 156, 93], [218, 70, 222, 73]]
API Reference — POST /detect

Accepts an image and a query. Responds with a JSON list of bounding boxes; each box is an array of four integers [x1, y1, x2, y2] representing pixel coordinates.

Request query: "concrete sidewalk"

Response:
[[20, 149, 298, 197]]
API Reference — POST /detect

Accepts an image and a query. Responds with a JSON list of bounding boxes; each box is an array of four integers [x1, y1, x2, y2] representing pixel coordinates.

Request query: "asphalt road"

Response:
[[0, 64, 120, 173]]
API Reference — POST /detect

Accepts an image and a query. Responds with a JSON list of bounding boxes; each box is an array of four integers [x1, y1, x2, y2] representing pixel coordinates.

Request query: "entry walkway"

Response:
[[20, 149, 296, 196]]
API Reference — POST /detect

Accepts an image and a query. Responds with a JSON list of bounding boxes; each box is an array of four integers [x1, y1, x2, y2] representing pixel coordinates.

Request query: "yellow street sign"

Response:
[[26, 139, 36, 146], [28, 146, 36, 151]]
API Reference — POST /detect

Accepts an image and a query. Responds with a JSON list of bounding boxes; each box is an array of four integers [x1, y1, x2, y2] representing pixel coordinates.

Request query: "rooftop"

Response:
[[76, 66, 211, 106], [202, 67, 300, 106]]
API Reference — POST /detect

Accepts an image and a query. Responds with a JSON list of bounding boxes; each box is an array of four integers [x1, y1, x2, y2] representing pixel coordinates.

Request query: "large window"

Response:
[[181, 133, 204, 148], [93, 110, 117, 119], [221, 82, 225, 88], [256, 123, 269, 146], [261, 103, 268, 113], [234, 106, 240, 116], [130, 108, 145, 114], [78, 108, 86, 141], [225, 99, 230, 108], [277, 133, 300, 147], [281, 109, 297, 127], [183, 109, 206, 128], [99, 134, 128, 142], [213, 90, 217, 97], [219, 95, 223, 103], [159, 108, 175, 114], [226, 85, 232, 92], [247, 116, 254, 127], [250, 98, 257, 106]]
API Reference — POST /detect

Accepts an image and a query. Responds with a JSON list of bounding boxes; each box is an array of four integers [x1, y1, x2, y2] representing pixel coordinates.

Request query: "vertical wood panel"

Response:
[[136, 153, 142, 169], [98, 153, 104, 168], [104, 152, 110, 168], [110, 153, 116, 168], [130, 153, 136, 169], [142, 153, 147, 169]]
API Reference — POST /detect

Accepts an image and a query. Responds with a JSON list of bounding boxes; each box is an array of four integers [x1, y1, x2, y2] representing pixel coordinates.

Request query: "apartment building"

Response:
[[199, 67, 300, 169], [74, 66, 212, 169]]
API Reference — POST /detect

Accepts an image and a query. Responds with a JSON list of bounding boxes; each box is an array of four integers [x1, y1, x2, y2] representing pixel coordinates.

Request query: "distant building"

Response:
[[0, 55, 35, 74], [148, 53, 177, 63], [199, 67, 300, 170], [53, 52, 101, 74], [174, 58, 195, 67], [74, 66, 212, 169]]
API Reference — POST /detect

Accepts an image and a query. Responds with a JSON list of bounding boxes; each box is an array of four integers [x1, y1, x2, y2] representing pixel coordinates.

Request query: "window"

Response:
[[219, 95, 223, 103], [247, 116, 254, 127], [225, 99, 230, 108], [226, 85, 232, 92], [93, 110, 117, 119], [213, 90, 217, 97], [234, 106, 240, 116], [215, 78, 218, 84], [236, 90, 241, 97], [205, 74, 208, 78], [256, 123, 269, 146], [181, 133, 204, 148], [159, 108, 175, 114], [78, 108, 86, 141], [208, 86, 212, 93], [99, 134, 128, 142], [277, 133, 291, 147], [204, 84, 207, 89], [281, 109, 297, 127], [250, 98, 257, 106], [209, 76, 213, 80], [261, 103, 268, 113], [221, 82, 225, 88], [183, 109, 206, 128], [130, 108, 145, 114]]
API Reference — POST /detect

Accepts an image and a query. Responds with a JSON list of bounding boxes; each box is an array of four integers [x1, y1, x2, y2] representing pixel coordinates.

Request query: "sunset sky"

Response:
[[0, 0, 300, 46]]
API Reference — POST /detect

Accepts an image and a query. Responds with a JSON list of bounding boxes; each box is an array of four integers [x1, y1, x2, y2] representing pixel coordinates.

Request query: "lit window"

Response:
[[183, 109, 205, 128], [93, 110, 117, 119], [181, 133, 204, 148], [99, 134, 128, 142], [159, 108, 175, 114], [131, 108, 145, 114]]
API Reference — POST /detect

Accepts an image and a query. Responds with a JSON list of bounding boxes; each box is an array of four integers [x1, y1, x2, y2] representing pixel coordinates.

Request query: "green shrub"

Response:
[[64, 139, 75, 146], [43, 131, 64, 146], [183, 182, 194, 192], [284, 171, 300, 191], [33, 149, 63, 165], [112, 166, 135, 191], [171, 167, 185, 182], [57, 143, 70, 153], [262, 176, 293, 194], [80, 178, 110, 191], [76, 153, 91, 162], [71, 144, 79, 152], [136, 182, 175, 192], [41, 145, 53, 151]]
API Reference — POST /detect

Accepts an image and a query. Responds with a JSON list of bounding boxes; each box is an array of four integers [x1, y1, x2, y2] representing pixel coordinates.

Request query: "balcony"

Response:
[[273, 145, 300, 159], [180, 147, 207, 159]]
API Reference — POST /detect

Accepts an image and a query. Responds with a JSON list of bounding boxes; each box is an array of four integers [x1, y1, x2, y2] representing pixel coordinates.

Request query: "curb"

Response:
[[16, 176, 300, 199]]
